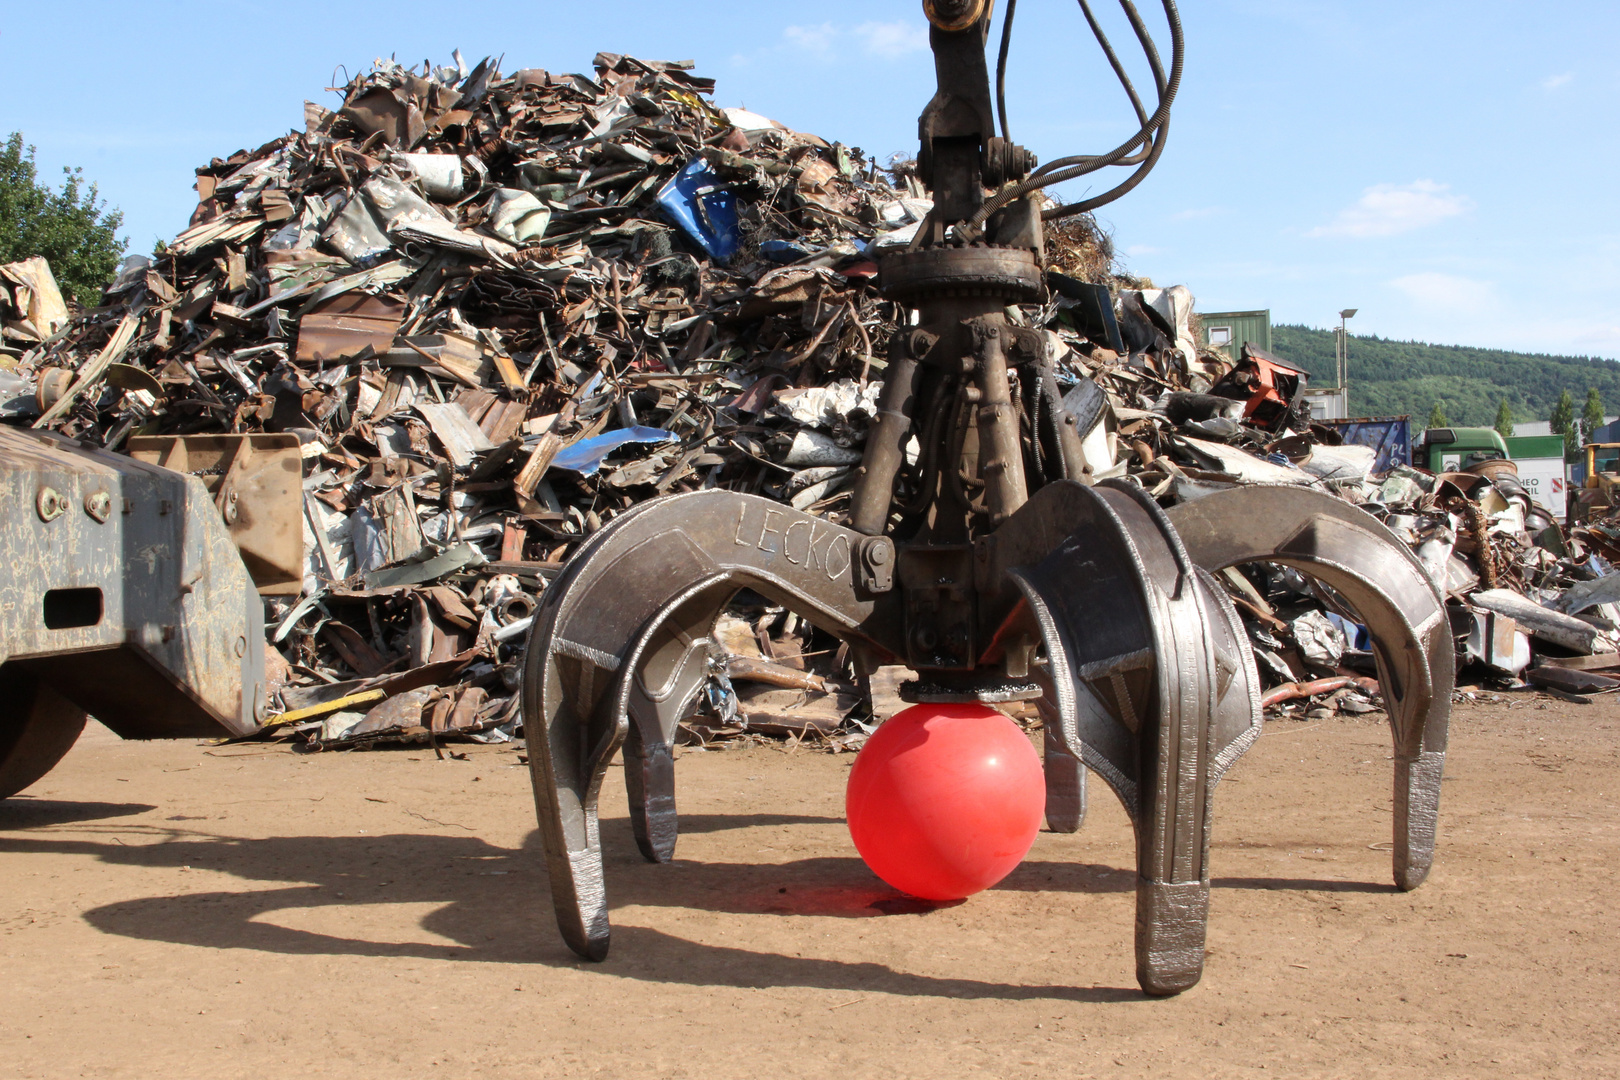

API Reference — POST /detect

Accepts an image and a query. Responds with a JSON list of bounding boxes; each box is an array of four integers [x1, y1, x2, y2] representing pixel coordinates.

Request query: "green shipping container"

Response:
[[1199, 310, 1271, 364]]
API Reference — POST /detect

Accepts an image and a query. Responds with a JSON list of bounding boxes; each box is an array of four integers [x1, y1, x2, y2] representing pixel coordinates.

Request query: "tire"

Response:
[[0, 668, 89, 799]]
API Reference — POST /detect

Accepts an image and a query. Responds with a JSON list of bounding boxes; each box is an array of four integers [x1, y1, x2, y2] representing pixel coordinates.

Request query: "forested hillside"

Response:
[[1269, 325, 1620, 426]]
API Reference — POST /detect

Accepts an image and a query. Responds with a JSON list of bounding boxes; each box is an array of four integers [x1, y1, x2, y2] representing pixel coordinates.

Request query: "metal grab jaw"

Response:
[[523, 480, 1265, 993], [522, 492, 901, 959], [1166, 487, 1453, 890], [996, 482, 1262, 994], [521, 2, 1454, 995]]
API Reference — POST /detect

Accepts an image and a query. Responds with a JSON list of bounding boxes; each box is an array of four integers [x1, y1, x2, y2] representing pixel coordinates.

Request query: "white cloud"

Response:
[[1572, 324, 1620, 354], [855, 20, 930, 59], [782, 21, 929, 61], [1389, 272, 1495, 314], [783, 23, 839, 56], [1542, 72, 1574, 91], [1309, 180, 1473, 239]]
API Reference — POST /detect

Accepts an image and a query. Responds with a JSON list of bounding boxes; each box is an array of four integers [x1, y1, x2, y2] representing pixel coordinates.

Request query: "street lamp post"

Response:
[[1336, 308, 1358, 404]]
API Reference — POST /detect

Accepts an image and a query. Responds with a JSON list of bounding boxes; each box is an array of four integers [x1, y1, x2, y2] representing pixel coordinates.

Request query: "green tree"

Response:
[[1551, 389, 1578, 458], [1582, 387, 1606, 445], [1427, 401, 1449, 429], [1271, 324, 1620, 433], [0, 132, 127, 304], [1494, 399, 1514, 439]]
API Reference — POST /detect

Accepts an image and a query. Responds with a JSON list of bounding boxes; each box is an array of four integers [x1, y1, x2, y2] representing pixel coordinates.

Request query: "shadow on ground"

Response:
[[0, 799, 156, 827], [1, 799, 1388, 1001]]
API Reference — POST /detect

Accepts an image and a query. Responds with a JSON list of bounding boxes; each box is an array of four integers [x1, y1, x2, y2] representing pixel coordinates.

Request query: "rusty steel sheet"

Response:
[[126, 433, 305, 595], [1166, 485, 1453, 891], [0, 426, 265, 761], [293, 292, 406, 364]]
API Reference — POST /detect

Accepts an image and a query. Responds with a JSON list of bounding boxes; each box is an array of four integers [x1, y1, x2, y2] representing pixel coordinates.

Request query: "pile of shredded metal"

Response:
[[4, 52, 1618, 754]]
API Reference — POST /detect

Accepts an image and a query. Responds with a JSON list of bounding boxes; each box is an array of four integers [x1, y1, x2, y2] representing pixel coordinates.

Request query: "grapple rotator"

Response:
[[523, 0, 1452, 995]]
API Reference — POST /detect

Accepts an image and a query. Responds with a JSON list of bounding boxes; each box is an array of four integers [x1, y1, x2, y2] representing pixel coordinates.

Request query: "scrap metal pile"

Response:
[[4, 52, 1617, 752]]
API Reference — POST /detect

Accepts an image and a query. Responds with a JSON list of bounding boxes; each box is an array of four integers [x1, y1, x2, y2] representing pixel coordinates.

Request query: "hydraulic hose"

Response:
[[974, 0, 1183, 235]]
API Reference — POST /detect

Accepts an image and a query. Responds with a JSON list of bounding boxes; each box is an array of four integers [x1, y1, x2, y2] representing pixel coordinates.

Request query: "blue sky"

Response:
[[4, 1, 1616, 358]]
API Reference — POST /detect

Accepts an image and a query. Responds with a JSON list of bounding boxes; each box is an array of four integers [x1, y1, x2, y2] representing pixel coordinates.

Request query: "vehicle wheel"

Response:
[[0, 669, 89, 799]]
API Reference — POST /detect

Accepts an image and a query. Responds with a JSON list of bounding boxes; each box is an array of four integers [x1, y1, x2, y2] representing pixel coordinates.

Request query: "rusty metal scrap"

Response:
[[1, 50, 1612, 756], [0, 52, 940, 750]]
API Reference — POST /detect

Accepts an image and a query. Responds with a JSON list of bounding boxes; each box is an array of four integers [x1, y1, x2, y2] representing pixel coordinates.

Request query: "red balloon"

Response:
[[845, 703, 1045, 901]]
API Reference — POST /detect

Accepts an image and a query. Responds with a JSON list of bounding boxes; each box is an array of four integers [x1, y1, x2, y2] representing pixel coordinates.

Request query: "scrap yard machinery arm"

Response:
[[526, 0, 1448, 996]]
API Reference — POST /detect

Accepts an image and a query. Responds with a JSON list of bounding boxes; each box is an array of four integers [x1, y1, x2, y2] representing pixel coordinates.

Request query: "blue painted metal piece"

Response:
[[1325, 612, 1371, 651], [1321, 416, 1412, 474], [656, 159, 740, 263], [551, 427, 676, 476], [758, 238, 822, 263]]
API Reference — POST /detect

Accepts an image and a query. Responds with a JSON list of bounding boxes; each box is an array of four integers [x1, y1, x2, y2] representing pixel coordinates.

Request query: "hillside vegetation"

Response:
[[1269, 324, 1620, 427]]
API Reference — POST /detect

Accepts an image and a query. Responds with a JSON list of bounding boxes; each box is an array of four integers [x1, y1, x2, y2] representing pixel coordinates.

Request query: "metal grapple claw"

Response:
[[521, 2, 1448, 999], [522, 478, 1261, 995], [522, 490, 901, 961], [992, 480, 1261, 995], [1166, 486, 1453, 890]]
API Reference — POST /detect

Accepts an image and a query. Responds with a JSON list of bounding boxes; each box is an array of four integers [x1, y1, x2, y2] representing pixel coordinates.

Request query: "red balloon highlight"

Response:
[[845, 703, 1045, 901]]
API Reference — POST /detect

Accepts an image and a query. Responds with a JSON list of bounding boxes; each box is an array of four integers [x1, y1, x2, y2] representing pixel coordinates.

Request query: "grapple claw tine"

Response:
[[1136, 881, 1211, 996], [623, 720, 678, 863], [1002, 480, 1262, 996], [1166, 486, 1453, 891], [1394, 750, 1445, 890], [1041, 715, 1087, 834], [623, 582, 735, 863], [523, 491, 901, 962]]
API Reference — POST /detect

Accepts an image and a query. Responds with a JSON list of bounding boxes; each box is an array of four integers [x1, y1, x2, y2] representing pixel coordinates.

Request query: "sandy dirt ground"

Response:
[[2, 698, 1618, 1079]]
